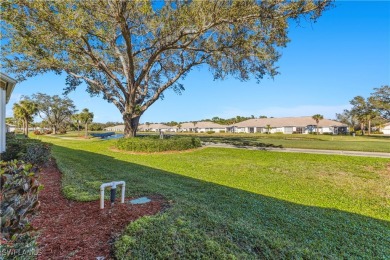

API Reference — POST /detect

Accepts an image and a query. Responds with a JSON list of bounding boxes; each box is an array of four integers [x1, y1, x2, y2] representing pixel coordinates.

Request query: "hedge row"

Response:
[[1, 133, 51, 165], [116, 136, 202, 152]]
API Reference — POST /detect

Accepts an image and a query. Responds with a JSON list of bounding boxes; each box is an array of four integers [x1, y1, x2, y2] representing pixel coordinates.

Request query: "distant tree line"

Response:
[[9, 93, 116, 136], [336, 85, 389, 135], [153, 115, 269, 127]]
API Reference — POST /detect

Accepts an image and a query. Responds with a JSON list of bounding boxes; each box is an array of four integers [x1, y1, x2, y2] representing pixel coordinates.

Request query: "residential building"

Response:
[[179, 121, 227, 133], [138, 123, 171, 132], [383, 123, 390, 135], [6, 123, 16, 133], [229, 116, 348, 134], [1, 73, 17, 153], [104, 125, 125, 132]]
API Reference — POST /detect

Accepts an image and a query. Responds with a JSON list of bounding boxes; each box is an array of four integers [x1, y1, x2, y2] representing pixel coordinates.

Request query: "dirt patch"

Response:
[[31, 161, 167, 259]]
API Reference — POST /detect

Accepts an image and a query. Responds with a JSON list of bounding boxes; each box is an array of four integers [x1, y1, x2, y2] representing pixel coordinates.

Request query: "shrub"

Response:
[[20, 142, 51, 165], [33, 130, 42, 135], [0, 136, 51, 164], [116, 137, 202, 152], [44, 129, 52, 135], [1, 139, 23, 162], [207, 131, 215, 134], [219, 130, 225, 133], [0, 160, 41, 239]]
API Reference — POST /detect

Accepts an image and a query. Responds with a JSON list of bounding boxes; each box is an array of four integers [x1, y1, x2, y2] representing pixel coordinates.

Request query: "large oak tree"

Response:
[[1, 0, 331, 137]]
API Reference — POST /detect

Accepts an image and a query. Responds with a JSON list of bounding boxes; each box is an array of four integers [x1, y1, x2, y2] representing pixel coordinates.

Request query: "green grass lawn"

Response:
[[37, 135, 390, 259], [179, 132, 390, 153]]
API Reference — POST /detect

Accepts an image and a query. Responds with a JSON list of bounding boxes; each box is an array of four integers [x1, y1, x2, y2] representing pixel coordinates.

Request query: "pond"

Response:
[[105, 134, 124, 139]]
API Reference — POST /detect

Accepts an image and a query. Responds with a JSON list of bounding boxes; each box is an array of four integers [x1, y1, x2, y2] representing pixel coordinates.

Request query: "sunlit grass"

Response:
[[37, 136, 390, 258]]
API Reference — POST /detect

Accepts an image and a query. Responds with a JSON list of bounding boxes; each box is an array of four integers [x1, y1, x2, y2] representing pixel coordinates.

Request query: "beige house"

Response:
[[229, 116, 348, 134], [138, 123, 171, 132], [1, 73, 17, 153], [179, 121, 227, 133]]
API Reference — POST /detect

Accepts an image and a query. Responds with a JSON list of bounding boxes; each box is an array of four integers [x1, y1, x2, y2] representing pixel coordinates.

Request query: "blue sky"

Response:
[[5, 1, 390, 124]]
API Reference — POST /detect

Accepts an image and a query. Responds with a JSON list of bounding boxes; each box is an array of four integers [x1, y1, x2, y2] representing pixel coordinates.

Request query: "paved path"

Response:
[[203, 143, 390, 158]]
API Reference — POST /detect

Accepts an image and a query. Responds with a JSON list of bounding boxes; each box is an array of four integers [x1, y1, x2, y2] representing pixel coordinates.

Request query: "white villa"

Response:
[[383, 123, 390, 135], [1, 73, 17, 153], [178, 121, 227, 133], [229, 116, 348, 134], [104, 117, 348, 135], [104, 125, 125, 132], [138, 123, 171, 132]]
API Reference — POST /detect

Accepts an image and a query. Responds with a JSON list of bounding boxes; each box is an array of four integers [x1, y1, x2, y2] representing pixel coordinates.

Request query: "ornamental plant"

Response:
[[0, 160, 42, 239]]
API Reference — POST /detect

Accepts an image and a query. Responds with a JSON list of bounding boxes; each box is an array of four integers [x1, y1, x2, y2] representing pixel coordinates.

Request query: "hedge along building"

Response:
[[229, 116, 348, 134], [0, 72, 17, 153]]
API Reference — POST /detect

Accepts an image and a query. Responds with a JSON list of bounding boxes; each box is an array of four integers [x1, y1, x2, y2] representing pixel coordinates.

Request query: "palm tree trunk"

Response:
[[24, 118, 28, 137]]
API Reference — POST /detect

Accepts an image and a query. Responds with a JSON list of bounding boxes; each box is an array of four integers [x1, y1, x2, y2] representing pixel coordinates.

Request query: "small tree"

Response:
[[312, 114, 324, 135], [12, 99, 38, 137], [336, 109, 357, 132], [177, 123, 182, 132], [78, 109, 94, 137]]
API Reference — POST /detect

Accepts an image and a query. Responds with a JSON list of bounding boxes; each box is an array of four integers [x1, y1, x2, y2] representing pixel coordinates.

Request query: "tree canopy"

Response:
[[1, 0, 332, 137], [370, 85, 390, 120], [32, 93, 76, 134]]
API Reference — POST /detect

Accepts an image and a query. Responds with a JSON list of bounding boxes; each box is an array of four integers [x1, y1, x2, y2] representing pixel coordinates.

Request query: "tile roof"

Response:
[[233, 116, 347, 128], [179, 121, 228, 128]]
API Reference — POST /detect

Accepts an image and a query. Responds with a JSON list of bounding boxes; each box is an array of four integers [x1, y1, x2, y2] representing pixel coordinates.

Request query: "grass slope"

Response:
[[38, 136, 390, 259]]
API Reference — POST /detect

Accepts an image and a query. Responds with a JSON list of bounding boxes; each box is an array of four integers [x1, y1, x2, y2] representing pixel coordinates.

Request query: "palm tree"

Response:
[[79, 108, 94, 137], [71, 113, 81, 135], [192, 121, 198, 133], [312, 114, 324, 135], [266, 124, 271, 134], [13, 99, 38, 137]]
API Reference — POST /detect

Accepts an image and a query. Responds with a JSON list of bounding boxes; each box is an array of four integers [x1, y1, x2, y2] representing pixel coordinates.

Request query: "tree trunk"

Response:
[[85, 123, 88, 137], [360, 122, 365, 135], [53, 125, 57, 135], [24, 118, 29, 137], [123, 114, 140, 138], [368, 120, 371, 135]]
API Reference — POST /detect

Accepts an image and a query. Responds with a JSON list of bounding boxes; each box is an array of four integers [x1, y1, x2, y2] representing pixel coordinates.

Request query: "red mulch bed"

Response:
[[31, 161, 167, 259]]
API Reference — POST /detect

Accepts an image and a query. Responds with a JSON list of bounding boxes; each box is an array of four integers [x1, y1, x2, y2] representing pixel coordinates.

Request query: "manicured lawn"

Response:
[[37, 136, 390, 259], [187, 132, 390, 153]]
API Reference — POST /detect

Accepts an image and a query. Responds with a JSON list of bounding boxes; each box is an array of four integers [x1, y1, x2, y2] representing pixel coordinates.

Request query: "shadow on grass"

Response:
[[51, 144, 389, 259]]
